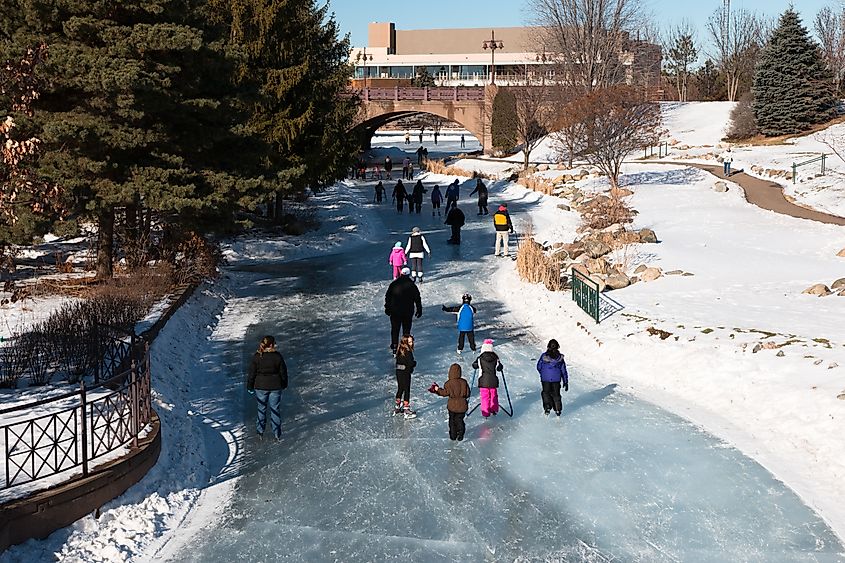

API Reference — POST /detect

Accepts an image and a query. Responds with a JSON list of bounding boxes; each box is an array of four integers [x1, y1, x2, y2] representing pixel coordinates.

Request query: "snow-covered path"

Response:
[[161, 182, 844, 562]]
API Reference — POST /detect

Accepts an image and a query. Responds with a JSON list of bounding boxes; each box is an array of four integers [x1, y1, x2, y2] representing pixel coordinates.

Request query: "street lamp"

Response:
[[482, 31, 504, 85], [355, 48, 374, 89]]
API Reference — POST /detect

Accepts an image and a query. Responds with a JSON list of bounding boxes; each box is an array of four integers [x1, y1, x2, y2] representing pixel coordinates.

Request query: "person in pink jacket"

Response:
[[388, 241, 408, 279]]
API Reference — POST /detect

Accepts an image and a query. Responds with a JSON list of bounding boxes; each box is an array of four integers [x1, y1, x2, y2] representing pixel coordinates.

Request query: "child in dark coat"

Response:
[[472, 339, 503, 417], [536, 339, 568, 416], [429, 363, 471, 441]]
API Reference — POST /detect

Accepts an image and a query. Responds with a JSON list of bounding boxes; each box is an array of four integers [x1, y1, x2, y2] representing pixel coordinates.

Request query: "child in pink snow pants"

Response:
[[472, 339, 503, 417], [388, 241, 408, 279]]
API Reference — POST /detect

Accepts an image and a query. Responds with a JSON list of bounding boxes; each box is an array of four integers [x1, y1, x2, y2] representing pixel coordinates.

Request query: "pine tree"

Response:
[[753, 9, 837, 136]]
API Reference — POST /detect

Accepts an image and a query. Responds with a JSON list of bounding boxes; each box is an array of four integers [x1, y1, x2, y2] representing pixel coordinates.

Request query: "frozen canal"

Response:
[[168, 178, 845, 561]]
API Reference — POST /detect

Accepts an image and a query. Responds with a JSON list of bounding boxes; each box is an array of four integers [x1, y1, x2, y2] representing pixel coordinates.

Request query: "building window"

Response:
[[388, 66, 414, 78]]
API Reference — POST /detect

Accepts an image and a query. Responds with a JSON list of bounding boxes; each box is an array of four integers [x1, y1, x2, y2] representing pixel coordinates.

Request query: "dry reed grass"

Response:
[[424, 159, 494, 179], [516, 225, 565, 291], [517, 176, 555, 195]]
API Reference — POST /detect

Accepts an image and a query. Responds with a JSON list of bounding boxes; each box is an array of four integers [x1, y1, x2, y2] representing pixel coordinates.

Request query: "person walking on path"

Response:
[[493, 205, 514, 257], [411, 180, 426, 214], [385, 267, 422, 354], [444, 179, 460, 213], [460, 134, 465, 149], [445, 205, 466, 244], [384, 156, 393, 180], [721, 147, 733, 177], [392, 180, 408, 214], [405, 226, 431, 283], [430, 185, 443, 216], [388, 241, 408, 279], [402, 156, 411, 180], [393, 335, 418, 419], [429, 363, 471, 441], [405, 131, 410, 145], [373, 181, 385, 203], [247, 335, 288, 441], [442, 293, 477, 353], [472, 339, 502, 418], [469, 177, 489, 215], [536, 339, 568, 416]]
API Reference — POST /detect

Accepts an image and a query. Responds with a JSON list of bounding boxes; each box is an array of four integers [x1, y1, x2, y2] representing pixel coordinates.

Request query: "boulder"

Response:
[[629, 276, 639, 284], [557, 204, 571, 212], [802, 283, 831, 296], [585, 257, 610, 275], [682, 272, 695, 276], [832, 278, 845, 290], [640, 267, 662, 282], [634, 264, 648, 274], [638, 229, 658, 244], [839, 289, 845, 297], [838, 248, 845, 257], [538, 164, 549, 171], [589, 275, 607, 293], [665, 270, 684, 275], [584, 240, 612, 258], [606, 273, 631, 290], [570, 263, 590, 278], [713, 181, 728, 193]]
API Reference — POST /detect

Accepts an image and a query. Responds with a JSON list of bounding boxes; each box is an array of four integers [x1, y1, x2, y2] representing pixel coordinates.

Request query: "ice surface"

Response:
[[166, 181, 845, 562]]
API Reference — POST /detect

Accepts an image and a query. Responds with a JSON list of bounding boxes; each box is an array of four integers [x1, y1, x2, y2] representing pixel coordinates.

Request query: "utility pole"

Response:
[[482, 30, 504, 85]]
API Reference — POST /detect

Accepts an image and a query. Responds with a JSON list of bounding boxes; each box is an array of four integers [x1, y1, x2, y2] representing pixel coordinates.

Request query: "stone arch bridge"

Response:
[[349, 86, 495, 153]]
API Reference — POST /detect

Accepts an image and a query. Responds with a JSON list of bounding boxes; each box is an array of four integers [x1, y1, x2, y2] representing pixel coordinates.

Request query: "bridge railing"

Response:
[[348, 87, 486, 103]]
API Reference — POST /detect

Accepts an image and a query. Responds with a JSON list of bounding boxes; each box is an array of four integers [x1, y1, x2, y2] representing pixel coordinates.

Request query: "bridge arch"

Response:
[[353, 110, 484, 150]]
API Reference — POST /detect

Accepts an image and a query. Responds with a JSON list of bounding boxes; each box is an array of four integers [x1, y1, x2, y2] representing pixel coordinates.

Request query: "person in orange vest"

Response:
[[492, 205, 514, 257]]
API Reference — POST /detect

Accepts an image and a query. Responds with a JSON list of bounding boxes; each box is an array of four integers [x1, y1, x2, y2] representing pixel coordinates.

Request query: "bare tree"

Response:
[[510, 79, 556, 170], [815, 7, 845, 95], [707, 5, 765, 102], [528, 0, 649, 91], [550, 88, 586, 167], [662, 21, 698, 102], [571, 86, 661, 189]]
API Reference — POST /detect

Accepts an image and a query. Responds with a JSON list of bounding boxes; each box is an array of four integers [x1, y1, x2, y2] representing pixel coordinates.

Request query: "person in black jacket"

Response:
[[445, 205, 466, 244], [411, 180, 426, 214], [392, 180, 408, 214], [469, 178, 489, 215], [393, 335, 417, 418], [472, 339, 502, 417], [247, 335, 288, 440], [385, 267, 423, 353]]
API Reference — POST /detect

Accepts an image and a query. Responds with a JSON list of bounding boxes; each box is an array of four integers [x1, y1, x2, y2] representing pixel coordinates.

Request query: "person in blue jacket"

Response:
[[444, 179, 460, 213], [442, 293, 477, 354], [536, 339, 568, 416]]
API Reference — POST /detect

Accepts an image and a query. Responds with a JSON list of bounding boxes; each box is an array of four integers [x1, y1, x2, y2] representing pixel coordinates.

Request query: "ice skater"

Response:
[[429, 363, 470, 441], [469, 177, 488, 215], [384, 156, 393, 180], [444, 179, 460, 213], [247, 335, 288, 441], [430, 185, 443, 216], [472, 339, 503, 418], [392, 180, 408, 213], [394, 335, 417, 419], [388, 241, 408, 279], [493, 205, 514, 257], [445, 205, 465, 244], [536, 338, 568, 416], [411, 180, 426, 214], [442, 293, 477, 354], [405, 226, 431, 283], [373, 181, 385, 203], [384, 266, 422, 354]]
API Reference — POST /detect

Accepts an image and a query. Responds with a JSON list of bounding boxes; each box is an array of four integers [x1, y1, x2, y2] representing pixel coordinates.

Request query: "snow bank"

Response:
[[661, 101, 735, 146]]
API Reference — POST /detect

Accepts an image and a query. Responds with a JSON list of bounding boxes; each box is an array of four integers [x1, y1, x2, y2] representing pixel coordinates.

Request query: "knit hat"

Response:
[[411, 226, 421, 234], [401, 266, 411, 275], [481, 339, 494, 353], [394, 241, 403, 248], [498, 205, 506, 211]]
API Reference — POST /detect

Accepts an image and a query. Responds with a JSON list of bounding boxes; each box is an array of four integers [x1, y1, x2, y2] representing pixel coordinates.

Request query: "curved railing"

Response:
[[0, 338, 152, 493], [345, 86, 486, 102]]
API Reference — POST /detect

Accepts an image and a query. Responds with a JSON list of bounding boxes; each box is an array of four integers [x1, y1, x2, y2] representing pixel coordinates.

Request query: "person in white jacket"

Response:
[[721, 147, 734, 177], [405, 226, 431, 283]]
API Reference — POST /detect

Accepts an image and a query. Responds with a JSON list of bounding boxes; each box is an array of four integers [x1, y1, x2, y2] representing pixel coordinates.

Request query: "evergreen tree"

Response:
[[413, 67, 436, 87], [491, 88, 517, 150], [753, 9, 837, 136]]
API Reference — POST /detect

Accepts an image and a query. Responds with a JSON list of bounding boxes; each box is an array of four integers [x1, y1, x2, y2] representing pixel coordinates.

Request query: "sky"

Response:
[[329, 0, 833, 53]]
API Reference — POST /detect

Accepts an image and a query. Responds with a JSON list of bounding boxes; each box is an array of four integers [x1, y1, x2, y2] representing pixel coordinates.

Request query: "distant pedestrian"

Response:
[[408, 162, 414, 180], [460, 134, 466, 149], [388, 241, 408, 279], [472, 339, 503, 418], [373, 181, 385, 203], [384, 156, 393, 179], [405, 131, 410, 145], [469, 177, 488, 215], [411, 180, 426, 214], [402, 156, 411, 180], [429, 363, 471, 441], [416, 145, 425, 166], [247, 335, 288, 441], [430, 185, 443, 216], [392, 180, 408, 213], [536, 339, 568, 416], [493, 205, 514, 257], [445, 205, 465, 244], [418, 130, 423, 143], [434, 130, 439, 145], [721, 147, 733, 177]]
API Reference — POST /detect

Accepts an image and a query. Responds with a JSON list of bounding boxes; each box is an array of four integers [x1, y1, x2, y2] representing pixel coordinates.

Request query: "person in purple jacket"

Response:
[[536, 339, 568, 416]]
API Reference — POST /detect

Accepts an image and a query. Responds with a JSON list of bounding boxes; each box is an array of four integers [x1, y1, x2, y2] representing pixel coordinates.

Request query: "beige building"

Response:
[[352, 22, 660, 88]]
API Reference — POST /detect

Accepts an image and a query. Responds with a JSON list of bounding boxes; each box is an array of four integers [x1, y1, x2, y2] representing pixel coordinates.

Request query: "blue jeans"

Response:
[[255, 389, 282, 439], [723, 161, 731, 176]]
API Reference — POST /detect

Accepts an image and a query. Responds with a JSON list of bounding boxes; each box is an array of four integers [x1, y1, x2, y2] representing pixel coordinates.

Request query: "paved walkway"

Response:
[[665, 162, 845, 227]]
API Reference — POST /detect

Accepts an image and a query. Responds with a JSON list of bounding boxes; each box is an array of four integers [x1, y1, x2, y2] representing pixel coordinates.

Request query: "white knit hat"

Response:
[[481, 339, 494, 353]]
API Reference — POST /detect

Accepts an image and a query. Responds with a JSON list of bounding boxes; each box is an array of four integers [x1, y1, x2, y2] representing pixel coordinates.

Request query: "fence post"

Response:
[[594, 282, 600, 323], [80, 381, 89, 477], [130, 358, 139, 448]]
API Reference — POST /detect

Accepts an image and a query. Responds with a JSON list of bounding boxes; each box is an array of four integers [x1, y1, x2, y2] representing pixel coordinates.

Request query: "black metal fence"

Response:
[[0, 336, 152, 491]]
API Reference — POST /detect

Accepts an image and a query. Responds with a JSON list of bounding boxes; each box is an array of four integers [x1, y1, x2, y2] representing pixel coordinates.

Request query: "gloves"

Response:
[[441, 305, 447, 311], [415, 309, 422, 318], [247, 389, 255, 395], [428, 383, 439, 393], [496, 364, 503, 372], [563, 382, 569, 392], [385, 308, 392, 317]]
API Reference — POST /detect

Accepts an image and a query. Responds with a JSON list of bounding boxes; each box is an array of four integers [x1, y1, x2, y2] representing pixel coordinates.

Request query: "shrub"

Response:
[[726, 92, 759, 140], [580, 194, 635, 231]]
